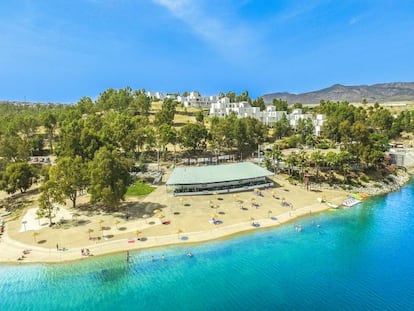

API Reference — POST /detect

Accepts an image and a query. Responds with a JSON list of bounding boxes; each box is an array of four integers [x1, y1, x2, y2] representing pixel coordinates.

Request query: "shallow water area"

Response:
[[1, 179, 414, 310]]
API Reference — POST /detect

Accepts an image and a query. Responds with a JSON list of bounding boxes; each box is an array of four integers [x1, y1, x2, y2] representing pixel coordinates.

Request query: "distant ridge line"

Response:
[[262, 82, 414, 104]]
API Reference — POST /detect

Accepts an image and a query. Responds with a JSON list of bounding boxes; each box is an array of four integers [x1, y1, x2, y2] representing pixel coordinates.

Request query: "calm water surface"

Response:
[[1, 179, 414, 310]]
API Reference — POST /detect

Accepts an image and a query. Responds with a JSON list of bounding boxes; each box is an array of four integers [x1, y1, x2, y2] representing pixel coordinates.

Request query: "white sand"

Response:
[[0, 173, 350, 263]]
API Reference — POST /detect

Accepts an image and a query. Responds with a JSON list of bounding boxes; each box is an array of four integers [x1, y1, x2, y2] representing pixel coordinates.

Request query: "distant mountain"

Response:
[[262, 82, 414, 104]]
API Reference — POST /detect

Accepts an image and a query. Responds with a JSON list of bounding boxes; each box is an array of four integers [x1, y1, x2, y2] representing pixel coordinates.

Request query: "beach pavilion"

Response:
[[166, 162, 274, 196]]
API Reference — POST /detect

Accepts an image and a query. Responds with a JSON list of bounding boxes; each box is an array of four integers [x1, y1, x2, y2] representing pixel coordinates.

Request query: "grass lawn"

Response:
[[126, 180, 156, 196]]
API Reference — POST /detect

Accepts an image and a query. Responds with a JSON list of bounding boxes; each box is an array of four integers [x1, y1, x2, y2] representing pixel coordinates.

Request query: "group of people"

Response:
[[81, 248, 91, 256]]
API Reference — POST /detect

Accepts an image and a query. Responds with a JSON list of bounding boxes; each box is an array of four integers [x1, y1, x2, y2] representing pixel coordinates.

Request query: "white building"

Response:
[[176, 92, 219, 108], [147, 91, 165, 100], [210, 101, 325, 135]]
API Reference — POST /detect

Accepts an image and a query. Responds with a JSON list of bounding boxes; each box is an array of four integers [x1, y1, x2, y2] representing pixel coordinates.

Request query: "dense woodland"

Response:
[[1, 87, 414, 217]]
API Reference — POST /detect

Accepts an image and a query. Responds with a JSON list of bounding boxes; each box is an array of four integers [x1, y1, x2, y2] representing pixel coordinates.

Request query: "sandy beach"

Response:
[[0, 173, 352, 264]]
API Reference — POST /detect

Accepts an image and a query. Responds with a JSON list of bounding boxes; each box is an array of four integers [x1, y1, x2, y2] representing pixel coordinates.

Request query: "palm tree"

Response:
[[285, 152, 298, 177], [297, 150, 309, 179], [310, 150, 325, 182], [325, 151, 338, 183]]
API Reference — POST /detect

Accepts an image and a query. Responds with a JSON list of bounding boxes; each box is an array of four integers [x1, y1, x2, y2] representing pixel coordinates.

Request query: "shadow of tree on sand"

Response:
[[123, 202, 167, 220]]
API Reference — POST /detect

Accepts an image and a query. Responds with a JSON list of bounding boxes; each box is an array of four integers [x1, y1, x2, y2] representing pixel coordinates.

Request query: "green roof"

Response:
[[166, 162, 273, 185]]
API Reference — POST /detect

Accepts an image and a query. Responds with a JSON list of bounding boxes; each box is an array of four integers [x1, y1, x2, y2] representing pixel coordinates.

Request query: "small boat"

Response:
[[327, 202, 339, 209]]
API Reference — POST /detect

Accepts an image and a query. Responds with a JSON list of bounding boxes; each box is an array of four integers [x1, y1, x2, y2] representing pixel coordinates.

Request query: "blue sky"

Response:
[[1, 0, 413, 103]]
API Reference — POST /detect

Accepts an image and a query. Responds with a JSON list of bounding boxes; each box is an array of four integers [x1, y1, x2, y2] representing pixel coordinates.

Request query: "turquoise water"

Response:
[[1, 179, 414, 310]]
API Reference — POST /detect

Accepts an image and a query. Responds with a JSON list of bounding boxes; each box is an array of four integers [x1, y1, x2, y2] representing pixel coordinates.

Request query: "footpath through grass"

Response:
[[126, 180, 156, 196]]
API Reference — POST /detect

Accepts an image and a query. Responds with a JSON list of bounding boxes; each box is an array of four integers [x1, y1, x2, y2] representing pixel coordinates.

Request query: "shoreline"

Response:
[[0, 170, 411, 265], [0, 201, 339, 265]]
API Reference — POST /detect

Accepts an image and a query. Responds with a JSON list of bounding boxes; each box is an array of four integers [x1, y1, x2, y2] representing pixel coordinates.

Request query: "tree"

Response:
[[156, 124, 177, 160], [49, 156, 88, 209], [296, 118, 315, 146], [236, 90, 251, 103], [89, 147, 131, 210], [369, 108, 393, 135], [77, 96, 95, 114], [154, 98, 176, 126], [265, 146, 283, 173], [41, 111, 58, 154], [310, 150, 324, 181], [273, 114, 292, 139], [252, 97, 266, 111], [285, 152, 298, 177], [131, 90, 151, 116], [325, 151, 338, 183], [0, 135, 31, 162], [0, 162, 37, 194], [195, 110, 204, 123], [179, 123, 208, 155], [29, 135, 45, 156], [95, 87, 134, 112], [225, 91, 236, 103], [272, 99, 288, 111], [296, 150, 309, 178], [38, 180, 65, 226], [244, 117, 268, 149]]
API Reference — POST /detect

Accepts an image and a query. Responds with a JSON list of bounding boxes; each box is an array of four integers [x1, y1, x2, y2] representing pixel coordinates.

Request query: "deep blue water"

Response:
[[1, 179, 414, 310]]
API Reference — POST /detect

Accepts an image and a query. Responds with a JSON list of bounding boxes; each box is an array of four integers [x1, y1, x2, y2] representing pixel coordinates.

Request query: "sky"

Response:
[[0, 0, 414, 103]]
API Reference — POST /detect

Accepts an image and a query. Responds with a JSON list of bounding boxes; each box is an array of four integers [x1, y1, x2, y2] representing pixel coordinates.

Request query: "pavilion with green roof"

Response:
[[166, 162, 274, 196]]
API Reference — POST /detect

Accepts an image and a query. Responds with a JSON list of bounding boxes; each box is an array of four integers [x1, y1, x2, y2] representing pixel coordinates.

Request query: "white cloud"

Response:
[[152, 0, 261, 61]]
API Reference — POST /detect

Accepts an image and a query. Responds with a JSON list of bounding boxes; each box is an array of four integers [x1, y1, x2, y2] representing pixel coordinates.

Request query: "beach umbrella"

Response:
[[142, 214, 150, 223], [153, 209, 161, 214], [211, 214, 218, 219], [87, 228, 94, 239], [135, 230, 141, 239], [157, 213, 165, 219], [22, 220, 27, 232], [177, 229, 183, 239], [268, 210, 272, 218], [72, 212, 80, 221], [114, 219, 121, 229], [32, 231, 39, 243]]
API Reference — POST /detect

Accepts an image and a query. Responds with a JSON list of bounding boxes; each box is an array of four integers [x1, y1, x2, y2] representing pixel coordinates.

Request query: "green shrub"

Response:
[[126, 180, 155, 196]]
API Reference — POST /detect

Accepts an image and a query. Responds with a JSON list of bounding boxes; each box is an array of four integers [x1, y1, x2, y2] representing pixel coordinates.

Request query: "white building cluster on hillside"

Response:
[[209, 97, 326, 136], [148, 91, 326, 135]]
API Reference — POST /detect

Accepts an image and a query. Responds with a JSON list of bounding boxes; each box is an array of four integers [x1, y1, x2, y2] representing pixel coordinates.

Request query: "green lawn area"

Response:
[[126, 180, 156, 196]]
